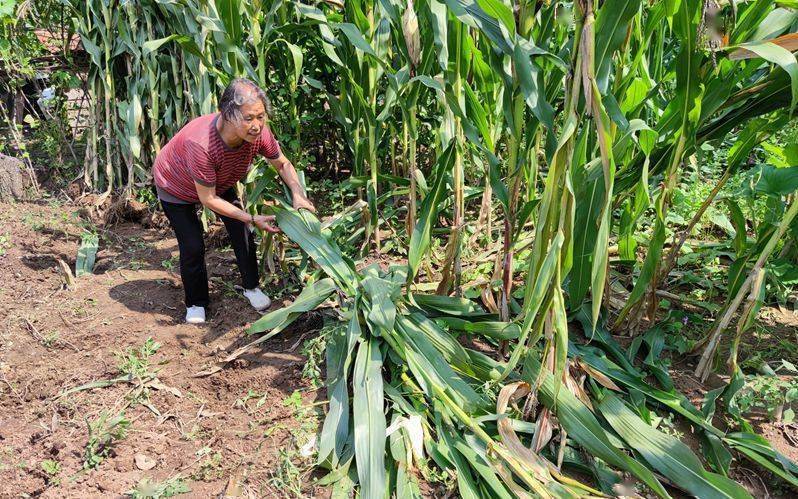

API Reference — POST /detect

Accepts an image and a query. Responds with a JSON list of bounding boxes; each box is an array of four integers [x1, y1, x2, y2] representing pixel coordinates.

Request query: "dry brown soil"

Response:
[[0, 198, 326, 498]]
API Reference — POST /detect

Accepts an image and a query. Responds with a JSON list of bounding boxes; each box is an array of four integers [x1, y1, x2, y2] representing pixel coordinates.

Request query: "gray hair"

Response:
[[218, 78, 272, 121]]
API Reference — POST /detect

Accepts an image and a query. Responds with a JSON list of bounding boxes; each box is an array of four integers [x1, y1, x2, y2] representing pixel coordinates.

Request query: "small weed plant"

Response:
[[128, 476, 190, 498], [736, 367, 798, 423], [40, 459, 60, 485], [300, 328, 331, 388], [192, 447, 223, 481], [0, 233, 10, 256], [117, 337, 161, 379], [161, 255, 178, 271], [84, 411, 130, 469], [267, 390, 321, 496]]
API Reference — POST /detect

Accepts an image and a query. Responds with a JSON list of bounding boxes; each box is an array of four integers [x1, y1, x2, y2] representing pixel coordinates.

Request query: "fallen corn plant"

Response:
[[228, 206, 798, 498]]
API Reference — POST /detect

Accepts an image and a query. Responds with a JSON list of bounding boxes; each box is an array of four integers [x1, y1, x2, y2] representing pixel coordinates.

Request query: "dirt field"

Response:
[[0, 197, 325, 497]]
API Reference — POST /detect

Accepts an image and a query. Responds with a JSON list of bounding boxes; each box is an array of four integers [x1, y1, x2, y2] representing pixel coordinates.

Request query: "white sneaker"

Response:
[[185, 306, 206, 324], [243, 288, 271, 310]]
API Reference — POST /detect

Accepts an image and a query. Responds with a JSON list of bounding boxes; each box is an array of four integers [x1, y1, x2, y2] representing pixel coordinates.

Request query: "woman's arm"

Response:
[[195, 182, 279, 232], [269, 153, 316, 212]]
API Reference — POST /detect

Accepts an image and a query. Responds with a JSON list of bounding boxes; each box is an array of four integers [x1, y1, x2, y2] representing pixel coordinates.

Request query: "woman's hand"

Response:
[[292, 191, 316, 213], [253, 214, 280, 233], [269, 155, 317, 213]]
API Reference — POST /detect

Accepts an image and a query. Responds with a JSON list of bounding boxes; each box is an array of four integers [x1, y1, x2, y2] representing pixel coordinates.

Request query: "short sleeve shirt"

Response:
[[153, 113, 281, 203]]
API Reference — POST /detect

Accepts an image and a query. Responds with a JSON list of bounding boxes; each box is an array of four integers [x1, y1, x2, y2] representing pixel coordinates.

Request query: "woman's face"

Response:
[[231, 100, 266, 143]]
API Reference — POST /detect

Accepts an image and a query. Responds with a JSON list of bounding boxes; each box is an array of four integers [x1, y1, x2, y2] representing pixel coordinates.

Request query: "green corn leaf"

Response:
[[318, 309, 362, 466], [589, 201, 612, 328], [725, 432, 798, 489], [551, 286, 568, 400], [433, 316, 520, 340], [701, 433, 733, 476], [441, 0, 512, 55], [512, 41, 554, 129], [275, 208, 358, 295], [248, 278, 337, 334], [571, 344, 725, 437], [475, 0, 515, 35], [411, 293, 486, 316], [275, 39, 304, 89], [465, 348, 506, 382], [594, 0, 641, 93], [436, 428, 481, 499], [463, 83, 494, 150], [460, 435, 516, 498], [408, 143, 456, 281], [598, 394, 753, 498], [569, 158, 605, 310], [393, 340, 480, 415], [729, 40, 798, 112], [425, 0, 449, 71], [361, 267, 400, 337], [77, 34, 103, 67], [142, 35, 207, 62], [395, 315, 486, 410], [353, 338, 387, 499], [335, 22, 378, 57], [404, 312, 476, 377], [574, 330, 643, 376], [499, 231, 563, 381]]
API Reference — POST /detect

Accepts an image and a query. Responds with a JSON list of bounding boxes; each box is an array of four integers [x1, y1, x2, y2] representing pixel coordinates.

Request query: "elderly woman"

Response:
[[153, 78, 314, 324]]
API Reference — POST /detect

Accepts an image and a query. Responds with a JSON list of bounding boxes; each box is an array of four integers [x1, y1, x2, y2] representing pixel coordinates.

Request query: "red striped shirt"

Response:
[[153, 113, 281, 203]]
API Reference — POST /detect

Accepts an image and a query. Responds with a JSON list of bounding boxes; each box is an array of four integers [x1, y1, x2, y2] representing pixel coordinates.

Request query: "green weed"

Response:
[[192, 447, 223, 481], [734, 358, 798, 423], [161, 255, 178, 271], [116, 337, 161, 379], [127, 476, 190, 498], [234, 389, 269, 414], [126, 259, 148, 271], [42, 331, 59, 348], [22, 213, 46, 232], [300, 333, 328, 389], [0, 233, 11, 256], [266, 391, 321, 496], [84, 411, 130, 469], [40, 459, 61, 485], [282, 390, 303, 411], [268, 448, 304, 497]]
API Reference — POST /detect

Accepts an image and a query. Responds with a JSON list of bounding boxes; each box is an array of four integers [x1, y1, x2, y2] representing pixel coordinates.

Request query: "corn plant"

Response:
[[250, 204, 798, 497], [64, 0, 316, 198], [299, 1, 395, 251]]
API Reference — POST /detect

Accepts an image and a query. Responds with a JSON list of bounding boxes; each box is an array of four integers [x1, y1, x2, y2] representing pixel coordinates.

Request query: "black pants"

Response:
[[161, 188, 259, 308]]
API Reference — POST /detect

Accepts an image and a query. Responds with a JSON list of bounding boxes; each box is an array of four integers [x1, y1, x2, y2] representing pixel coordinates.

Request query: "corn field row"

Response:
[[64, 0, 798, 497]]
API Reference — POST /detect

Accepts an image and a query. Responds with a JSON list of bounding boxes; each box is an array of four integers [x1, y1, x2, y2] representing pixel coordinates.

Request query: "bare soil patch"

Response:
[[0, 198, 325, 497]]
